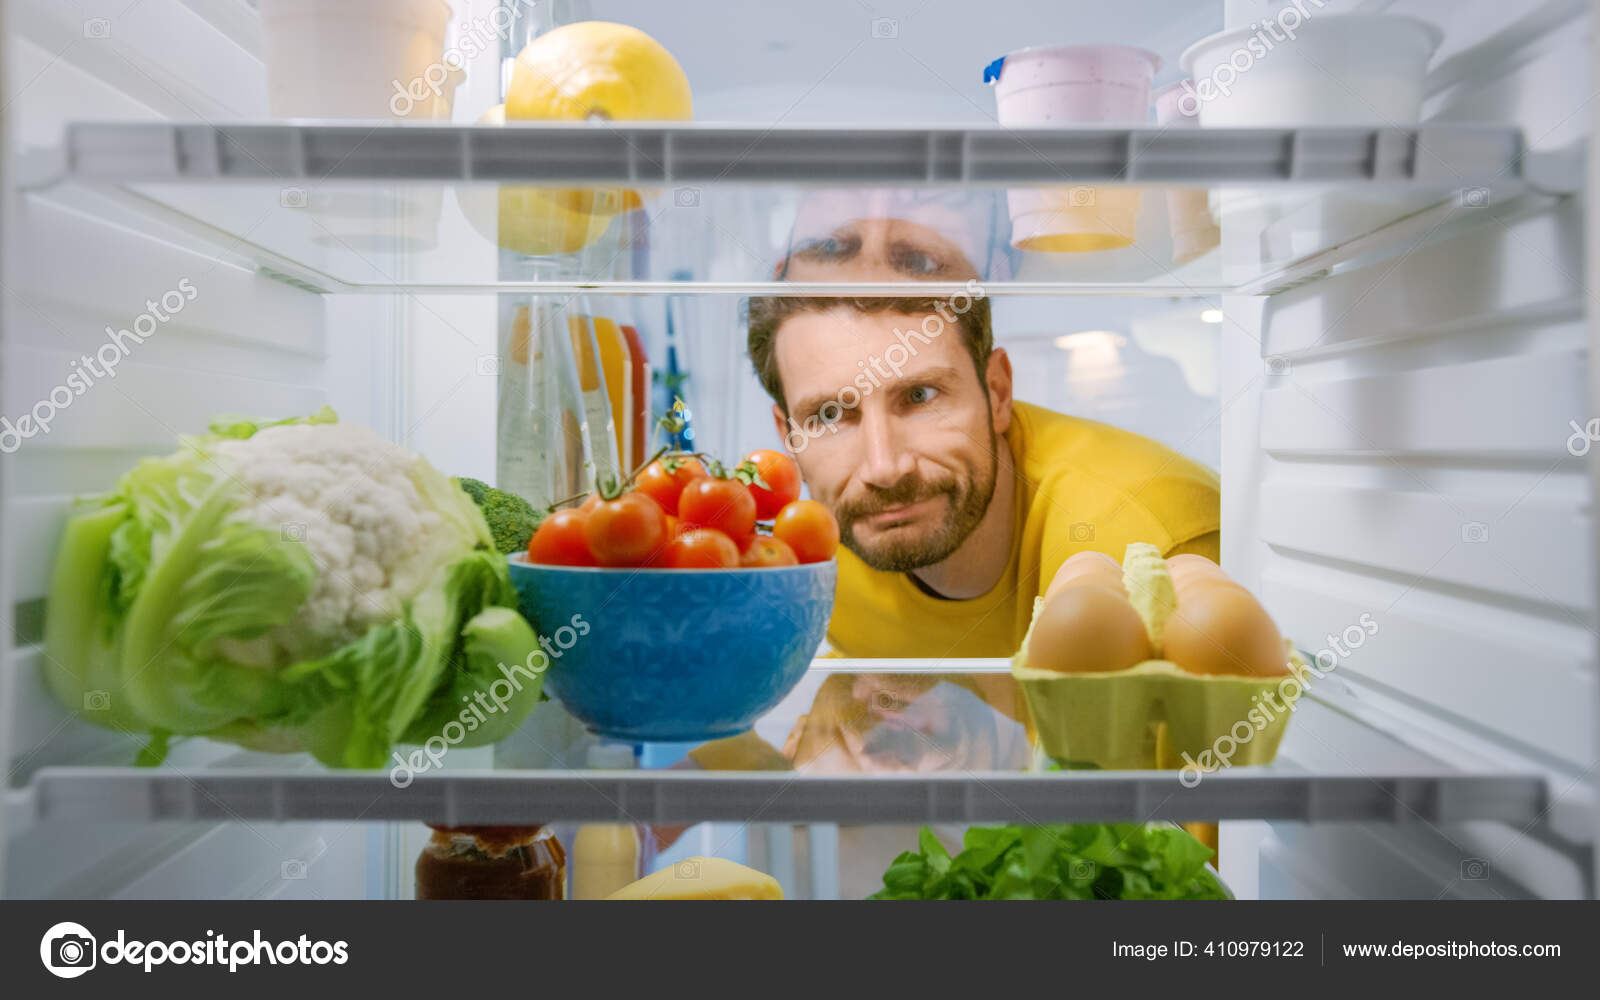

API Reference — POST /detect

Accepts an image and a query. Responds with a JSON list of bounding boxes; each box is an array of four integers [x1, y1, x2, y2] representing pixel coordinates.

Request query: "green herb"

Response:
[[868, 824, 1230, 901]]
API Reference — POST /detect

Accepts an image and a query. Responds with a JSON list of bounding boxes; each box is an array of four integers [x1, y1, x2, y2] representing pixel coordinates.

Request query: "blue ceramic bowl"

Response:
[[507, 557, 837, 742]]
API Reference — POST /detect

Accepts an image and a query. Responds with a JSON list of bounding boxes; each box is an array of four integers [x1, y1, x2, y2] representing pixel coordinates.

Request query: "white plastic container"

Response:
[[258, 0, 457, 120], [1178, 14, 1443, 126], [988, 45, 1159, 252], [1153, 80, 1219, 266], [260, 0, 458, 249]]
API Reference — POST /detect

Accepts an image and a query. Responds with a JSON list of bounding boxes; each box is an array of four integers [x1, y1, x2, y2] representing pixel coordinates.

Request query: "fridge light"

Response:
[[1054, 330, 1123, 351], [1200, 308, 1224, 324]]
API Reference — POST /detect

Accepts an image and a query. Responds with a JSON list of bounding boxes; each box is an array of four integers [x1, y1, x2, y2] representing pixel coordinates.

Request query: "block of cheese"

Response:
[[605, 857, 783, 900]]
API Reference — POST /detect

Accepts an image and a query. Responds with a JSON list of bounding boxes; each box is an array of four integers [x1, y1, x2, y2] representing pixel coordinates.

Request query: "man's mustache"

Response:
[[836, 478, 958, 522]]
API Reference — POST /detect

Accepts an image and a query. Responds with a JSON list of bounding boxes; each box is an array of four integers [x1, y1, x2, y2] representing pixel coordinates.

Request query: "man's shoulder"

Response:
[[1011, 401, 1220, 544], [1013, 401, 1218, 487]]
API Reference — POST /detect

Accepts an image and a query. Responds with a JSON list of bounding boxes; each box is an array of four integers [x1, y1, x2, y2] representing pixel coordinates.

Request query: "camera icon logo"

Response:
[[1460, 857, 1489, 880], [83, 18, 111, 38], [40, 921, 97, 978], [281, 859, 308, 880], [1067, 186, 1096, 207], [476, 354, 502, 376], [674, 187, 700, 208], [1265, 355, 1292, 377], [673, 860, 702, 879], [1458, 187, 1490, 208], [281, 521, 308, 542], [1069, 521, 1095, 542], [870, 17, 899, 38], [1068, 859, 1096, 880], [280, 187, 308, 209], [870, 690, 902, 713], [1461, 521, 1490, 544], [82, 690, 111, 712]]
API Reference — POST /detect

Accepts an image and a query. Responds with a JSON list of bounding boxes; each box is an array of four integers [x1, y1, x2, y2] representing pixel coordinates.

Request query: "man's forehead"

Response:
[[774, 307, 964, 376]]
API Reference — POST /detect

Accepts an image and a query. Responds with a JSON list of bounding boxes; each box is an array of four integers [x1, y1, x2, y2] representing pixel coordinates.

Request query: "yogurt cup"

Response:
[[1179, 14, 1443, 126], [1153, 79, 1219, 266], [987, 45, 1159, 253]]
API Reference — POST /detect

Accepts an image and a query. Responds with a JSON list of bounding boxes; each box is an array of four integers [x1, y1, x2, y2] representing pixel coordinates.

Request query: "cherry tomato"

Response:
[[772, 499, 839, 564], [662, 528, 740, 569], [678, 476, 757, 546], [744, 449, 801, 520], [584, 492, 671, 567], [740, 535, 799, 568], [578, 493, 602, 514], [527, 509, 597, 566], [635, 456, 708, 516]]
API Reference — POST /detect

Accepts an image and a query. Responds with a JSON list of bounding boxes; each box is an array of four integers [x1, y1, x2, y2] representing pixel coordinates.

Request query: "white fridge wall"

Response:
[[1220, 3, 1597, 898], [0, 0, 388, 898]]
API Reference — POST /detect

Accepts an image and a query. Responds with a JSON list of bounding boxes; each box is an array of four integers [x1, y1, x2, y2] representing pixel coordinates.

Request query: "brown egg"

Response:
[[1166, 554, 1226, 589], [1044, 551, 1126, 603], [1163, 581, 1288, 677], [1026, 584, 1155, 675]]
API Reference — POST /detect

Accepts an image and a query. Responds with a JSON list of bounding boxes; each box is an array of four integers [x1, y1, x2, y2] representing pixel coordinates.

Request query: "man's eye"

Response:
[[800, 234, 859, 261], [906, 385, 939, 405], [891, 247, 942, 276]]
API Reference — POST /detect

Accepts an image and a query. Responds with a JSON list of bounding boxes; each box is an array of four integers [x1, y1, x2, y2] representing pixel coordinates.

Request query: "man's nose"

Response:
[[856, 406, 916, 489]]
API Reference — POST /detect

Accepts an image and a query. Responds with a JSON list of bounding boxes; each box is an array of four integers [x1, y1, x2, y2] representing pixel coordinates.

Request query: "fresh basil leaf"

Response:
[[918, 826, 952, 875]]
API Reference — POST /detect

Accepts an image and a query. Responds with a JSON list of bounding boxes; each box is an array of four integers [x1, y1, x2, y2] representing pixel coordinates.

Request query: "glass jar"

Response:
[[414, 825, 567, 900]]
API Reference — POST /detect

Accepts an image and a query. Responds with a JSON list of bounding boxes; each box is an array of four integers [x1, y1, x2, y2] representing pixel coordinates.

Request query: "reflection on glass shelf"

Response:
[[81, 178, 1499, 295], [18, 660, 1546, 827]]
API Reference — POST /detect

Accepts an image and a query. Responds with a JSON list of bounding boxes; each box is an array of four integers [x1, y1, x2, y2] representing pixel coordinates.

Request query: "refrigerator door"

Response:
[[1219, 1, 1597, 899]]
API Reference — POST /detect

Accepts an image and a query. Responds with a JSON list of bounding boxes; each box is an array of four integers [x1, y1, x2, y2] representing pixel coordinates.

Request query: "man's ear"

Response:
[[771, 403, 793, 456], [986, 347, 1014, 435]]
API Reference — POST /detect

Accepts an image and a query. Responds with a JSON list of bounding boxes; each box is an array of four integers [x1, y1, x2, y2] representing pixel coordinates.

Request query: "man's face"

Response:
[[770, 308, 1010, 571], [782, 216, 980, 283]]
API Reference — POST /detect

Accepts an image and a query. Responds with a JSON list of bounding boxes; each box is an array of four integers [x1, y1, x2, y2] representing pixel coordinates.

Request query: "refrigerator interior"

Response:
[[0, 0, 1595, 900]]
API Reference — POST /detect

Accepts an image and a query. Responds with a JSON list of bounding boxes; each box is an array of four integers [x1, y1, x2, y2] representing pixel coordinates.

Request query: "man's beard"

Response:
[[835, 441, 999, 573]]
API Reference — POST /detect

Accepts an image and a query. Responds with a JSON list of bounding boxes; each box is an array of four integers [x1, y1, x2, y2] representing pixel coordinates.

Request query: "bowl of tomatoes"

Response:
[[507, 449, 841, 742]]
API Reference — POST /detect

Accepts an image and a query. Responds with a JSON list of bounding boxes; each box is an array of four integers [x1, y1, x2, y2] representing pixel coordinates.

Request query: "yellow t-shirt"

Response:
[[825, 401, 1221, 659]]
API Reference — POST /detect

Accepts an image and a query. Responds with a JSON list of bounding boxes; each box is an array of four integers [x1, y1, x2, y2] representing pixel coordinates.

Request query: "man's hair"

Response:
[[746, 296, 994, 412]]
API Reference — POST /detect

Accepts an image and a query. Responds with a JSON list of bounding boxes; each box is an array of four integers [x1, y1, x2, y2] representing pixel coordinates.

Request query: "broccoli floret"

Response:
[[458, 477, 544, 554]]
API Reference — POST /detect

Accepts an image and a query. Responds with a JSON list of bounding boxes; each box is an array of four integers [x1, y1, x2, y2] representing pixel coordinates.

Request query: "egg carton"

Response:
[[1012, 594, 1306, 771]]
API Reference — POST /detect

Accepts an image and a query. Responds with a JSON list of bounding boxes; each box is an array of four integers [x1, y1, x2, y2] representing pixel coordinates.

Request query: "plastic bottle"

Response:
[[570, 742, 643, 899]]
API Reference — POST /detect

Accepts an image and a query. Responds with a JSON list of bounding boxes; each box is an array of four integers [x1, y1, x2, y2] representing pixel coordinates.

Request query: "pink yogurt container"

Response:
[[988, 45, 1159, 252], [1153, 79, 1220, 266]]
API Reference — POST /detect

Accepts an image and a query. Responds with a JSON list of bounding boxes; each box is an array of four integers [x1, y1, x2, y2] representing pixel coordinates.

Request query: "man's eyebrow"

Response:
[[788, 364, 964, 418]]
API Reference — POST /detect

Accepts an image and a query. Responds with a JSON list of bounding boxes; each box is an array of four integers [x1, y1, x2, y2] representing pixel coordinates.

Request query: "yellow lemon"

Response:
[[507, 21, 693, 122], [507, 21, 691, 216], [456, 104, 618, 256]]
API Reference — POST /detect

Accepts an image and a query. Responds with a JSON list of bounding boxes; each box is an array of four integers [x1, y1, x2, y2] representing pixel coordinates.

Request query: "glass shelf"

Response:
[[17, 660, 1546, 827], [22, 122, 1526, 295]]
